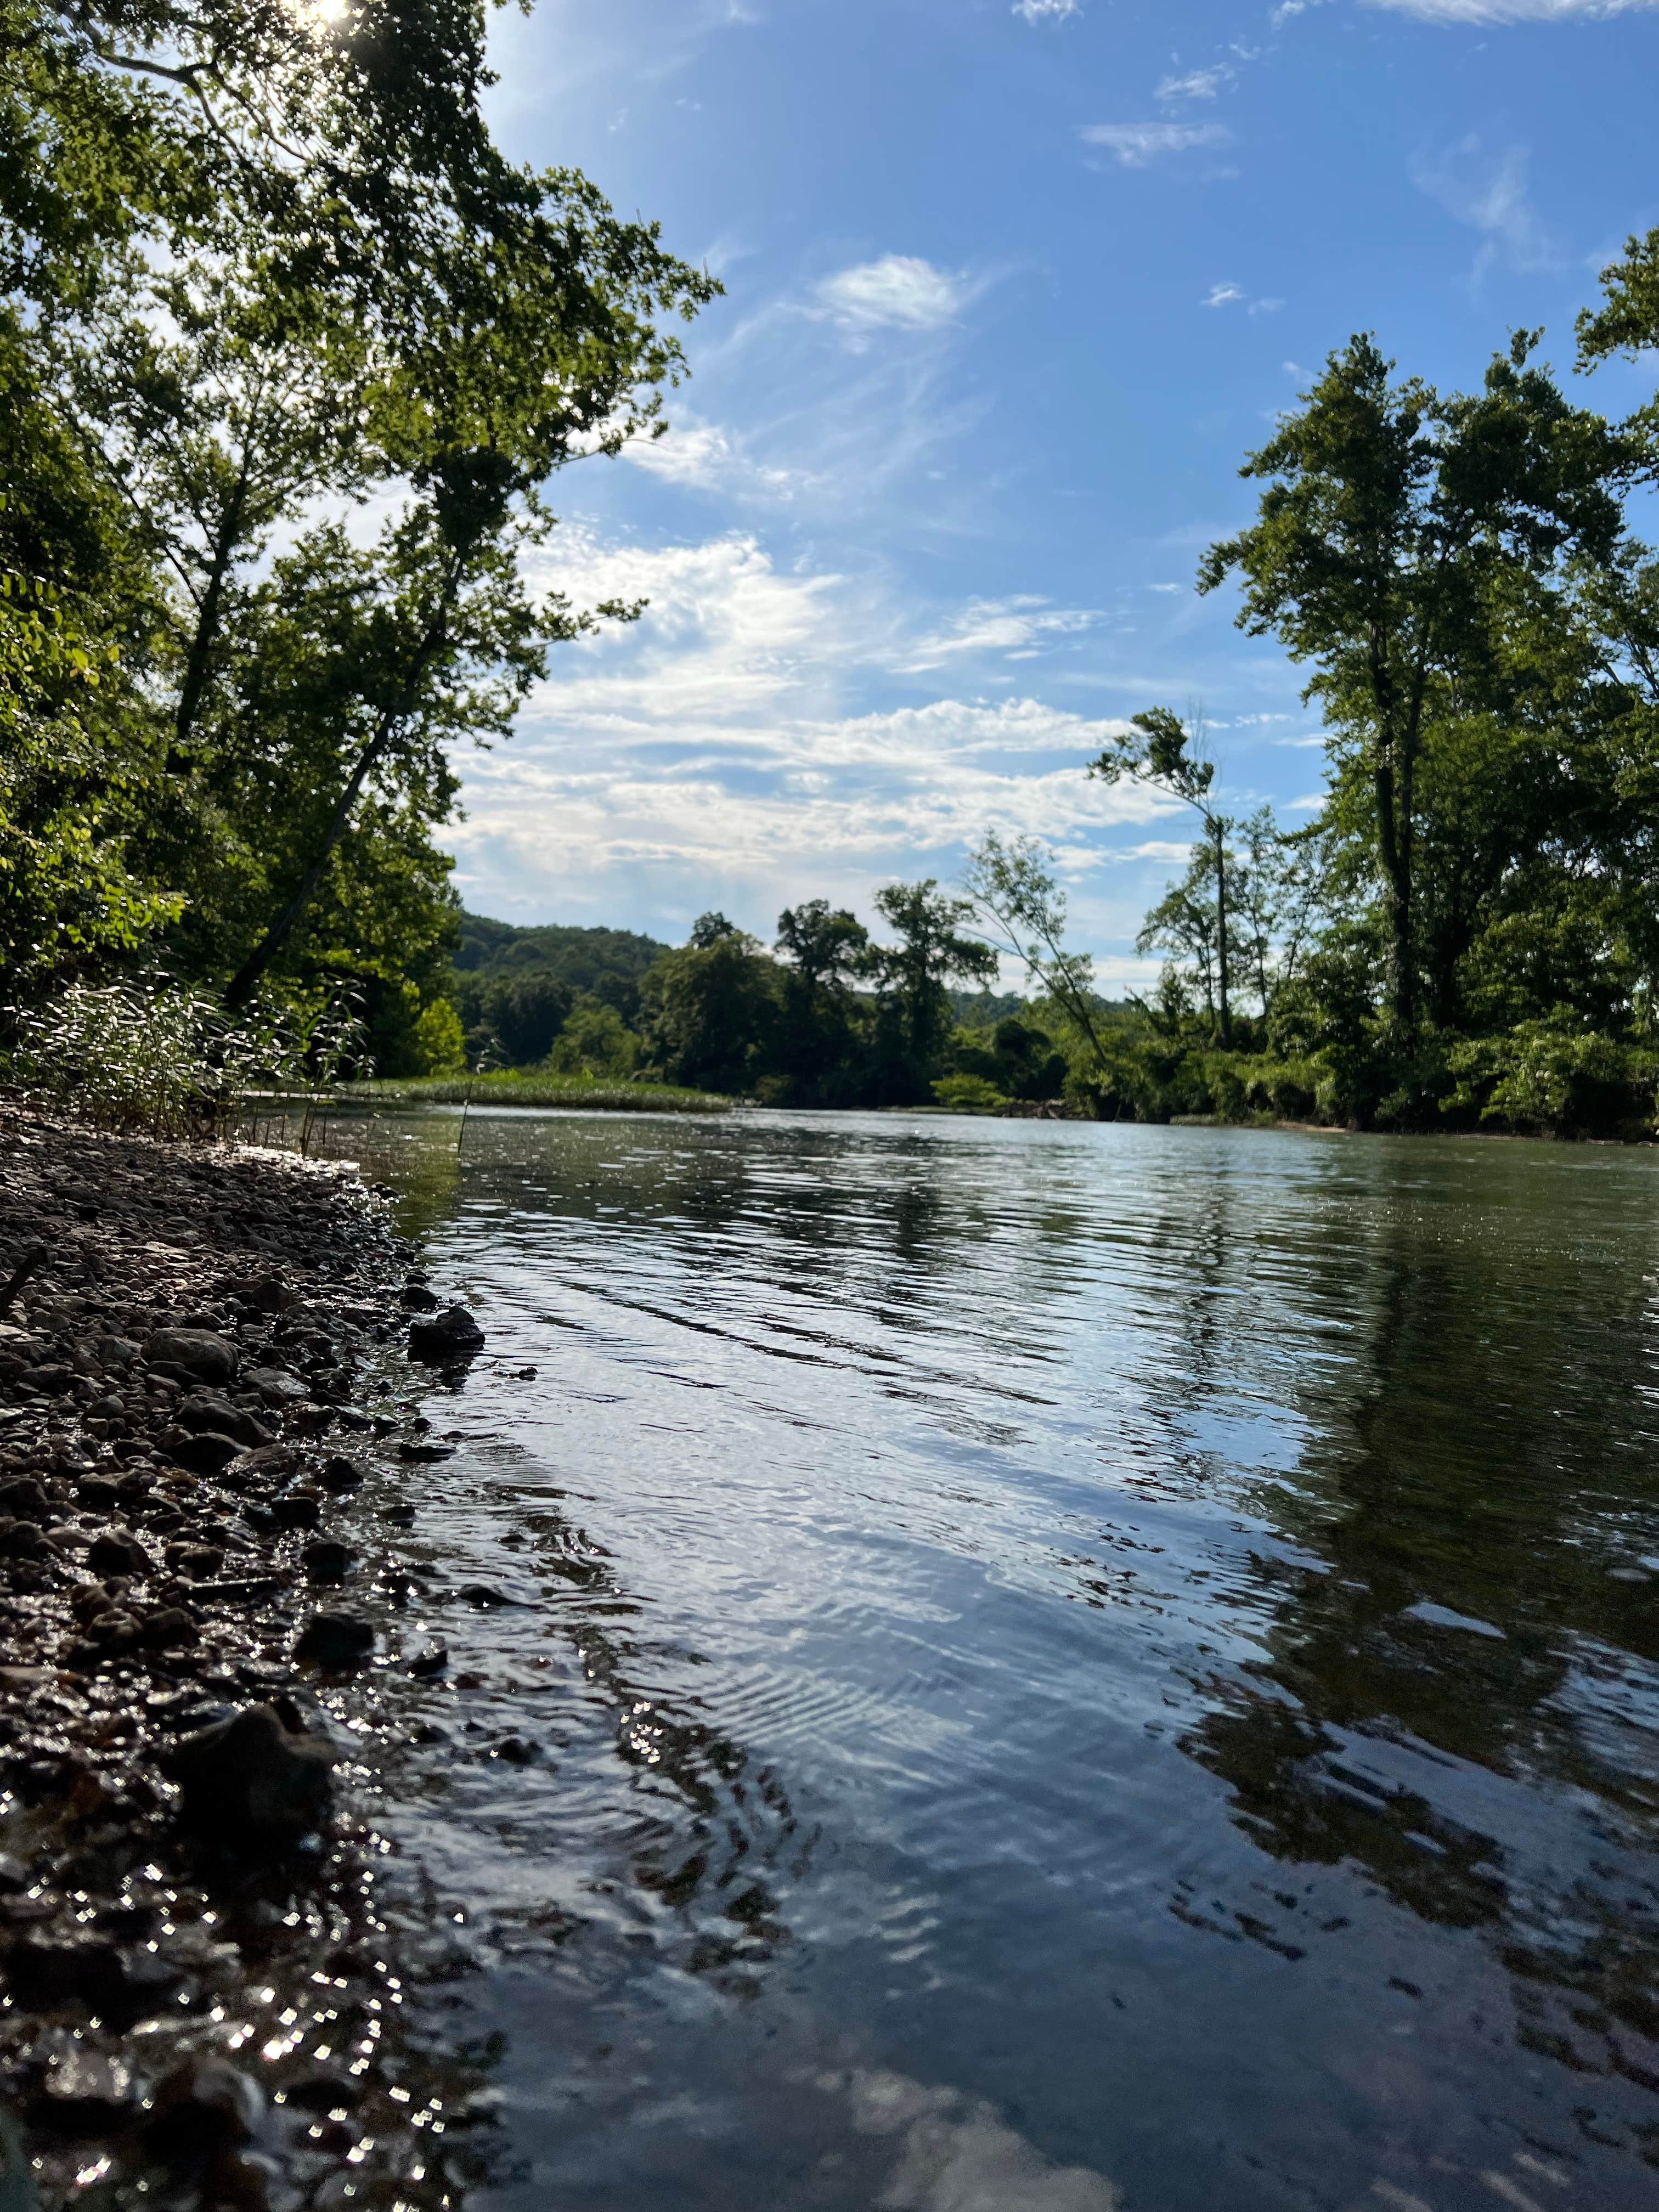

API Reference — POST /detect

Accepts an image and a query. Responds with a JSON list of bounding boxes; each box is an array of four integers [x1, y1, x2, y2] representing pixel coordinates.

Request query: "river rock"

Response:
[[408, 1305, 486, 1364], [272, 1490, 322, 1531], [162, 1702, 337, 1842], [319, 1453, 367, 1494], [294, 1611, 374, 1668], [89, 1530, 152, 1578], [302, 1538, 355, 1584], [163, 1430, 241, 1475], [143, 1328, 238, 1386], [0, 1476, 49, 1521], [146, 2056, 264, 2157]]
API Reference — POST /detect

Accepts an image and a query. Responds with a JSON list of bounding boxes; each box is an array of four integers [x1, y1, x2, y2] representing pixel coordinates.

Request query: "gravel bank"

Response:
[[0, 1109, 494, 2211]]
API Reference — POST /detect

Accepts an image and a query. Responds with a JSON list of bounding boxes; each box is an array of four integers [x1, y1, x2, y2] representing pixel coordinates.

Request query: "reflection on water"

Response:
[[314, 1106, 1659, 2210]]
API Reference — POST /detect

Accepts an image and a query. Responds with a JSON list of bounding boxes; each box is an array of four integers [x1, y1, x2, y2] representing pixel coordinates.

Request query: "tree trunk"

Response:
[[172, 448, 253, 763], [1213, 816, 1232, 1048], [222, 552, 462, 1011], [222, 713, 397, 1008]]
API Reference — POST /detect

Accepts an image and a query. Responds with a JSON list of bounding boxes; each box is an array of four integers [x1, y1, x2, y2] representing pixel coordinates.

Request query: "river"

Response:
[[323, 1107, 1659, 2212]]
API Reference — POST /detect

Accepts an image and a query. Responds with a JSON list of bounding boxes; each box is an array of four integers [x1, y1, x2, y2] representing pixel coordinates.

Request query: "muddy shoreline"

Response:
[[0, 1108, 501, 2210]]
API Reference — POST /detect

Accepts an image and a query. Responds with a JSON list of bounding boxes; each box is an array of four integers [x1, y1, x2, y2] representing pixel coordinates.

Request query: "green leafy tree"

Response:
[[1198, 334, 1628, 1032], [867, 881, 997, 1100], [639, 919, 781, 1096], [1087, 707, 1238, 1043], [774, 897, 870, 1103], [961, 832, 1113, 1070]]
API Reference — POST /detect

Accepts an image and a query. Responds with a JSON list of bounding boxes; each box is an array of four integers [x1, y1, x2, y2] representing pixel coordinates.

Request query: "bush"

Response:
[[412, 998, 466, 1075], [932, 1072, 1008, 1113], [1, 979, 367, 1137]]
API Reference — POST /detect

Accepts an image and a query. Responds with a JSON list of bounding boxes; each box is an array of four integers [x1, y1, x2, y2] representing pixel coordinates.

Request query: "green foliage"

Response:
[[0, 0, 715, 1069], [0, 978, 366, 1136], [932, 1073, 1008, 1113], [353, 1072, 730, 1114], [412, 997, 466, 1076], [546, 999, 642, 1080]]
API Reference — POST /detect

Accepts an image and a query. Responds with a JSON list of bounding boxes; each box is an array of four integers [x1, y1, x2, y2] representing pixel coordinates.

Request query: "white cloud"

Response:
[[1205, 282, 1285, 313], [901, 596, 1100, 672], [1146, 583, 1186, 594], [813, 255, 967, 337], [623, 414, 808, 500], [1078, 121, 1231, 167], [1157, 64, 1235, 98], [1410, 138, 1558, 272], [448, 526, 1178, 944], [1012, 0, 1080, 18], [1370, 0, 1654, 18]]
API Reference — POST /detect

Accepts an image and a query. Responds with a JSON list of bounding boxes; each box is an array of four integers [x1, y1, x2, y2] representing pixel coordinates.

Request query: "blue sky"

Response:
[[453, 0, 1659, 981]]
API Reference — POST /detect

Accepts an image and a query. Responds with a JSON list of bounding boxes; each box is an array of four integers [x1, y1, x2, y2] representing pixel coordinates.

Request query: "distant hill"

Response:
[[455, 914, 673, 992]]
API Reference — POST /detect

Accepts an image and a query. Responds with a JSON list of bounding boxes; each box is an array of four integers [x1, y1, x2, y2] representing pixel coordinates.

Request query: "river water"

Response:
[[330, 1108, 1659, 2212]]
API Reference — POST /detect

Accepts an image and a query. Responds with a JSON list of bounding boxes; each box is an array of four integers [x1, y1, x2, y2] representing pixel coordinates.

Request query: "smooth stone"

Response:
[[88, 1530, 152, 1578], [143, 1328, 238, 1386], [162, 1703, 337, 1843], [302, 1538, 356, 1584], [294, 1611, 375, 1669]]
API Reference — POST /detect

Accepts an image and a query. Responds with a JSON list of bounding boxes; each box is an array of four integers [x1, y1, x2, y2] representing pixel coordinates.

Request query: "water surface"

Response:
[[334, 1109, 1659, 2212]]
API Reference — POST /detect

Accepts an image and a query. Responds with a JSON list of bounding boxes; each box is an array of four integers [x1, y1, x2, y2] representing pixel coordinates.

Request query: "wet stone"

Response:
[[162, 1702, 337, 1843], [147, 2054, 264, 2157], [34, 2044, 137, 2134], [319, 1453, 367, 1494], [143, 1328, 239, 1386], [302, 1538, 356, 1584], [408, 1305, 486, 1364], [294, 1612, 375, 1669], [88, 1530, 151, 1578]]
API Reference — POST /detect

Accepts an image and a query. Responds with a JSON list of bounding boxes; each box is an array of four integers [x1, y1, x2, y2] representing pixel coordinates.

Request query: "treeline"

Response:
[[439, 893, 1072, 1110], [0, 0, 714, 1077]]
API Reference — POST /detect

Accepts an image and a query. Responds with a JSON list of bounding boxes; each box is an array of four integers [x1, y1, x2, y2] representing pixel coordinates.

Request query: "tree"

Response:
[[775, 898, 870, 1103], [1198, 333, 1628, 1031], [639, 924, 780, 1096], [868, 881, 997, 1096], [1087, 706, 1237, 1043], [3, 0, 720, 1012], [961, 832, 1112, 1070]]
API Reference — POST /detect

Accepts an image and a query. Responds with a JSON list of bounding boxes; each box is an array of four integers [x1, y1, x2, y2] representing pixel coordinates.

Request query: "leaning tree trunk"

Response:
[[1213, 816, 1232, 1048]]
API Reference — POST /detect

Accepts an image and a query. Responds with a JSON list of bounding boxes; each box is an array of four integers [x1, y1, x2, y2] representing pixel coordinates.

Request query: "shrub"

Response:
[[1, 979, 366, 1137]]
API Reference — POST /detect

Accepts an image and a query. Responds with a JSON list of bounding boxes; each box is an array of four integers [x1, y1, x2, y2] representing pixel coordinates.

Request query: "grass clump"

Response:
[[349, 1070, 733, 1114]]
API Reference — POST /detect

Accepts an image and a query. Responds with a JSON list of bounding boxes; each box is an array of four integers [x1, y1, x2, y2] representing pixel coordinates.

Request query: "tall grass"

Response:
[[1, 979, 366, 1138], [348, 1070, 733, 1114]]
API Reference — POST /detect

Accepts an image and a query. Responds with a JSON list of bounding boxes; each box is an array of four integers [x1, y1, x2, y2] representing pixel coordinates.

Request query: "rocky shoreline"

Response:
[[0, 1108, 495, 2210]]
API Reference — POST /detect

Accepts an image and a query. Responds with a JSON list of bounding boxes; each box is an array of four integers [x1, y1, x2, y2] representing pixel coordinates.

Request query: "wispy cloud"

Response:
[[1158, 64, 1235, 99], [622, 414, 808, 500], [1369, 0, 1655, 20], [900, 596, 1101, 673], [1012, 0, 1080, 19], [1079, 121, 1231, 167], [812, 255, 969, 340], [1204, 281, 1285, 313], [1410, 137, 1558, 273]]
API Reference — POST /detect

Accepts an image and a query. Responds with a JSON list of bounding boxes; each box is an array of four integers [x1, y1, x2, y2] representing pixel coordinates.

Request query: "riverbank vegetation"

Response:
[[0, 0, 714, 1115]]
